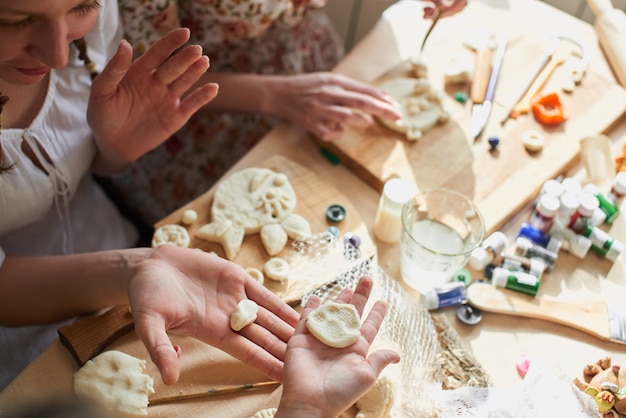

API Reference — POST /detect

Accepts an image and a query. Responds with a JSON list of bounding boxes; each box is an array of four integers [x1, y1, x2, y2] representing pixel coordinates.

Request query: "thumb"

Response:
[[367, 349, 401, 377], [134, 317, 181, 385], [91, 39, 133, 98]]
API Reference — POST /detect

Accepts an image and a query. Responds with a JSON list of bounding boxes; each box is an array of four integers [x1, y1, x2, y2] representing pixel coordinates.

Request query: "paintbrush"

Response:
[[467, 282, 626, 345], [149, 381, 281, 405], [420, 8, 441, 52]]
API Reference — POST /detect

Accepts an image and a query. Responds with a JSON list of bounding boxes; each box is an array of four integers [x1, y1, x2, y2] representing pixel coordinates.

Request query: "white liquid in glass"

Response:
[[400, 219, 467, 291]]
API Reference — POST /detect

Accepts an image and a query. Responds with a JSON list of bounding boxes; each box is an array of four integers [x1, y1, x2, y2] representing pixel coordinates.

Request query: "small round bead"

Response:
[[488, 136, 500, 150], [454, 91, 468, 104], [326, 225, 340, 238], [343, 232, 361, 248], [326, 204, 347, 222]]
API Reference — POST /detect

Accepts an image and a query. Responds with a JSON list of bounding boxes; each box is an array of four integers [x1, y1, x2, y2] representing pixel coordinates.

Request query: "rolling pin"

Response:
[[587, 0, 626, 88]]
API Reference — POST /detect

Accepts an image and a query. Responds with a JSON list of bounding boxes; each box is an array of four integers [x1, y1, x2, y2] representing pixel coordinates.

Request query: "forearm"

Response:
[[0, 248, 151, 325], [198, 72, 284, 115]]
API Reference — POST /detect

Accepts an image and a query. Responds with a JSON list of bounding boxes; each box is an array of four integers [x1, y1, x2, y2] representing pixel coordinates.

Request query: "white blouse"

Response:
[[0, 0, 138, 389]]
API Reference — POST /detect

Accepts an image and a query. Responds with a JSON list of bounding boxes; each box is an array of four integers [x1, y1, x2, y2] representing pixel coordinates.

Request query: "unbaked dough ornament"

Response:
[[195, 167, 311, 259], [377, 77, 450, 141]]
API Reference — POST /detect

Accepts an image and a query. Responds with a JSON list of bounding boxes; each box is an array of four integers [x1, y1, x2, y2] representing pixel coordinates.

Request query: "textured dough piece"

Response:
[[264, 257, 290, 282], [355, 375, 395, 418], [73, 350, 154, 417], [280, 213, 312, 239], [250, 408, 277, 418], [246, 267, 264, 285], [260, 223, 289, 256], [377, 77, 449, 141], [306, 301, 361, 348], [230, 299, 259, 331], [152, 224, 190, 248]]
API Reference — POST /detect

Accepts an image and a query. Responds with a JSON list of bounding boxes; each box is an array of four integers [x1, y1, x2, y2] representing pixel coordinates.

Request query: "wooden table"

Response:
[[3, 0, 626, 415]]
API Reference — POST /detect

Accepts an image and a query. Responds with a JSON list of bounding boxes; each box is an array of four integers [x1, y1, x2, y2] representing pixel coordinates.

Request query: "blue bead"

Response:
[[326, 225, 340, 238], [488, 136, 500, 150]]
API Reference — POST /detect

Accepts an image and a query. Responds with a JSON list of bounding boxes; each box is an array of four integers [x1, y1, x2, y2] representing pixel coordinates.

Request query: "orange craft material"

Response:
[[531, 92, 567, 125]]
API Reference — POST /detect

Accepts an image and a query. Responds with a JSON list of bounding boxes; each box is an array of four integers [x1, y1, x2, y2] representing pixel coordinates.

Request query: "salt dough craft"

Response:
[[264, 257, 290, 282], [230, 299, 259, 331], [377, 77, 449, 141], [73, 350, 155, 417], [152, 224, 190, 248], [306, 301, 361, 348], [195, 167, 311, 259], [355, 375, 395, 418], [181, 209, 198, 225], [250, 408, 277, 418], [245, 267, 265, 285]]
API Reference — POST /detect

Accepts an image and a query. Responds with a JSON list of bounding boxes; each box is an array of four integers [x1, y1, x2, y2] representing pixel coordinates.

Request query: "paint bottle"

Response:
[[607, 171, 626, 205], [374, 178, 417, 244], [468, 231, 509, 270], [517, 223, 562, 253], [581, 223, 625, 262], [582, 183, 619, 224], [550, 222, 592, 259], [529, 193, 560, 234], [501, 253, 546, 278], [560, 177, 582, 196], [556, 192, 580, 228], [420, 281, 467, 310], [568, 192, 600, 233], [515, 237, 558, 271], [490, 266, 540, 296], [534, 179, 563, 206]]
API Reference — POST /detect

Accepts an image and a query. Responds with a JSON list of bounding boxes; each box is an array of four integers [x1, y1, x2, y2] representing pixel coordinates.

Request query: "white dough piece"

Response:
[[181, 209, 198, 225], [230, 299, 259, 331], [152, 224, 190, 248], [264, 257, 290, 282], [522, 130, 545, 152], [250, 408, 277, 418], [377, 77, 449, 141], [260, 223, 289, 256], [73, 350, 155, 417], [306, 301, 361, 348], [355, 375, 395, 418], [246, 267, 265, 285], [280, 213, 312, 239]]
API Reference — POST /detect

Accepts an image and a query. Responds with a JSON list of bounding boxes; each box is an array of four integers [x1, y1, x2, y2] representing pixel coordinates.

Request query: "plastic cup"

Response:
[[400, 188, 485, 292]]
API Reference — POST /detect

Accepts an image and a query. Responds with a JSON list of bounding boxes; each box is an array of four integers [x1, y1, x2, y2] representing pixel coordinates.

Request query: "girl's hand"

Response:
[[422, 0, 468, 19], [275, 277, 400, 418], [88, 28, 219, 175]]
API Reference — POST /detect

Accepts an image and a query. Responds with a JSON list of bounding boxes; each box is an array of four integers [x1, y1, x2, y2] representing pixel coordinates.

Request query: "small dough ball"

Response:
[[73, 350, 154, 417], [522, 130, 545, 152], [264, 257, 290, 282], [250, 408, 277, 418], [246, 267, 264, 285], [152, 224, 190, 248], [230, 299, 259, 331], [306, 301, 361, 348], [181, 209, 198, 225]]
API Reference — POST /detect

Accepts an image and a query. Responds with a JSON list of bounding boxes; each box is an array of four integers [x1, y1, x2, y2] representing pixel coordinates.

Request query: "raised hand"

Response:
[[88, 28, 219, 175]]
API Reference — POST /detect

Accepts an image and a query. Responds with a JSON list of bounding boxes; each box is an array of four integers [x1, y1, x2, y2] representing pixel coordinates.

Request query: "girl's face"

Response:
[[0, 0, 101, 85]]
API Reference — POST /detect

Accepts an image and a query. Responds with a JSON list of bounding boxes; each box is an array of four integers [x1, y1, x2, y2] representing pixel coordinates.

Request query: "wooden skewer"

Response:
[[149, 380, 281, 406]]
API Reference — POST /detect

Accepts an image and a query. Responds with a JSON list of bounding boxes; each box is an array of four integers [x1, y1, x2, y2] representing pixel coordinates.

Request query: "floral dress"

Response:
[[113, 0, 344, 226]]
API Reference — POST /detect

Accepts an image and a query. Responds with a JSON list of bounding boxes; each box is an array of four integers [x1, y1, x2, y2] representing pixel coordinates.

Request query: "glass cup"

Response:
[[400, 188, 485, 292]]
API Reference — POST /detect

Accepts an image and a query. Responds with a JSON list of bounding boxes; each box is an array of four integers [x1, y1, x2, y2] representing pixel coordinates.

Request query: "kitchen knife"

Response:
[[471, 35, 507, 139]]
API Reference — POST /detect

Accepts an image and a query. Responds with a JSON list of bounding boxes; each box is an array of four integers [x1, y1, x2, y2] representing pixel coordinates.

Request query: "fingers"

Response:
[[246, 279, 300, 327], [367, 349, 401, 376], [135, 28, 192, 73], [220, 332, 285, 381], [133, 316, 181, 385], [91, 39, 133, 98], [360, 300, 388, 346]]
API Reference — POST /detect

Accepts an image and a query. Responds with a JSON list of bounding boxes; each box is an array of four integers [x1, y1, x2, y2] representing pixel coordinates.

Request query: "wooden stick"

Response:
[[149, 381, 281, 405]]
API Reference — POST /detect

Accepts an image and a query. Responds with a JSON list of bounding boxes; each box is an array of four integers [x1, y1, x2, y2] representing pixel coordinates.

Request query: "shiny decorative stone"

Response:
[[326, 204, 347, 222], [343, 232, 361, 248], [488, 136, 500, 150]]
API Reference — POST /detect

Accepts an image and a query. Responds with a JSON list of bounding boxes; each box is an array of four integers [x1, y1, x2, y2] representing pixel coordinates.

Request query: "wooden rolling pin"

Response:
[[587, 0, 626, 88]]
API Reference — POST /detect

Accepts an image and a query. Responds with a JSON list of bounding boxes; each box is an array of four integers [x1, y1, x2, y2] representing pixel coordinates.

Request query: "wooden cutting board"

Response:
[[316, 8, 626, 235], [156, 154, 376, 305]]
